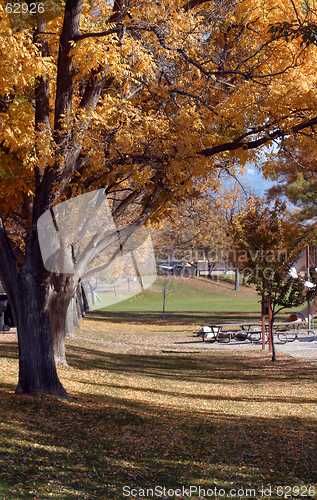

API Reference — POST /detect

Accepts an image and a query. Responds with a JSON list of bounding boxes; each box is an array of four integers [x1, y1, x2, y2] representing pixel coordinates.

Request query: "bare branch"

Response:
[[201, 116, 317, 157], [289, 0, 303, 26], [183, 0, 212, 11]]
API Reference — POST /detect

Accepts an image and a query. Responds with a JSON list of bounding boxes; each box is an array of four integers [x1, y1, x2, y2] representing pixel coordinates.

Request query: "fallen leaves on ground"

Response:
[[0, 318, 316, 499]]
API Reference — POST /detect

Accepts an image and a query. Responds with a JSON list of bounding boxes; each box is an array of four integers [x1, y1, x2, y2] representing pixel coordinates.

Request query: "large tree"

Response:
[[2, 0, 317, 396]]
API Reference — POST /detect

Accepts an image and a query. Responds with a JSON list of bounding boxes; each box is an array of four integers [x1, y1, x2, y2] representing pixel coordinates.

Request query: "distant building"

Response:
[[157, 260, 196, 275], [156, 260, 235, 277]]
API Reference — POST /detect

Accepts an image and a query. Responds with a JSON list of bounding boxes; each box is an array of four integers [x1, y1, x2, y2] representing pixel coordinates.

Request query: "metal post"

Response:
[[306, 246, 311, 330], [235, 265, 240, 291], [261, 298, 266, 350], [268, 301, 273, 354]]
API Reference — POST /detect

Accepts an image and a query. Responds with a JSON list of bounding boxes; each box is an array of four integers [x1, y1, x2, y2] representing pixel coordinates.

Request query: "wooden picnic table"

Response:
[[198, 322, 263, 343], [197, 320, 316, 343]]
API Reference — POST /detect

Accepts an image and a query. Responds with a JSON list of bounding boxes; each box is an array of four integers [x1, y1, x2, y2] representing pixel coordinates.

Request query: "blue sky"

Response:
[[240, 166, 276, 196]]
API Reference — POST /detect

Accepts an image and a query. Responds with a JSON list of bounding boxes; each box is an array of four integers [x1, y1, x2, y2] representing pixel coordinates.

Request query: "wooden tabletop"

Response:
[[207, 321, 308, 329]]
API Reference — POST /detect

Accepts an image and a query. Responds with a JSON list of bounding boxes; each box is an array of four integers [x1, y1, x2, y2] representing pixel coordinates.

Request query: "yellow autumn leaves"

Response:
[[1, 0, 317, 219]]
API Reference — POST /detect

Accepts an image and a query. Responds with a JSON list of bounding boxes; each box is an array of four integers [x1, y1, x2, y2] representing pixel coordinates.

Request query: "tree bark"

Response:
[[15, 283, 69, 397], [49, 274, 78, 364], [49, 292, 73, 364], [73, 296, 81, 329], [81, 283, 90, 312]]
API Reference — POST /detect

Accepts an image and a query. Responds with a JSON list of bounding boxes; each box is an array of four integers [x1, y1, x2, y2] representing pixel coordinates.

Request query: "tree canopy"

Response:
[[2, 0, 317, 233], [152, 194, 233, 263], [266, 143, 317, 223], [230, 197, 317, 360]]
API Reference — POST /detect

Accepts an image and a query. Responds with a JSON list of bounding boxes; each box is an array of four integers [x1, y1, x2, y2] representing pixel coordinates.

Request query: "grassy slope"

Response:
[[94, 276, 261, 313], [89, 276, 291, 324]]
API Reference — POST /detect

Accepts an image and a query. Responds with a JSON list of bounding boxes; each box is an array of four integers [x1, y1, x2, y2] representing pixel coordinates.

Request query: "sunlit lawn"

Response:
[[90, 275, 262, 314], [0, 310, 317, 500]]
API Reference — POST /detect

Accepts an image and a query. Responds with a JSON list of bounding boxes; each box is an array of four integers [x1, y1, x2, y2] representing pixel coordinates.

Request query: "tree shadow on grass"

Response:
[[84, 310, 262, 324], [0, 342, 19, 358], [0, 337, 317, 499], [0, 390, 316, 500], [73, 380, 317, 405], [65, 344, 317, 385]]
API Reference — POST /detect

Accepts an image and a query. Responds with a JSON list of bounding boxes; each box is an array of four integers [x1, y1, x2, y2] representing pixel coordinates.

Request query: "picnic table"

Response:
[[197, 321, 316, 343]]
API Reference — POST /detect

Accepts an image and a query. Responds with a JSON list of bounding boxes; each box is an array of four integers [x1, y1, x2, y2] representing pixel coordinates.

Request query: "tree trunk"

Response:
[[271, 309, 277, 362], [162, 285, 166, 320], [49, 288, 74, 364], [75, 283, 86, 319], [235, 265, 240, 291], [81, 283, 90, 312], [3, 234, 70, 398], [89, 281, 97, 304], [73, 296, 81, 328]]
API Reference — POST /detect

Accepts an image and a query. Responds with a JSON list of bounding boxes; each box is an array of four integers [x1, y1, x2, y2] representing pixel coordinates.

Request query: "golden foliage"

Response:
[[1, 0, 317, 228]]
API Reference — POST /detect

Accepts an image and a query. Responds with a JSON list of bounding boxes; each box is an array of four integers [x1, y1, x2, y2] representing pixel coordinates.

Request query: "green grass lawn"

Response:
[[88, 275, 291, 324], [92, 276, 262, 314], [0, 310, 316, 499]]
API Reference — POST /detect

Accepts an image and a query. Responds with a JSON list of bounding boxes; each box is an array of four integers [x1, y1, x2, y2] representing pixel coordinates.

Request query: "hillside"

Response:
[[94, 275, 261, 314]]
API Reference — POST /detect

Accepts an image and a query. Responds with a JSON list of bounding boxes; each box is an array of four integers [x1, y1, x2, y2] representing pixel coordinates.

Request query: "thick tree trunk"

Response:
[[49, 280, 89, 364], [4, 235, 70, 398], [81, 284, 90, 312], [49, 287, 75, 364], [14, 280, 69, 397], [73, 296, 81, 329], [89, 281, 97, 304]]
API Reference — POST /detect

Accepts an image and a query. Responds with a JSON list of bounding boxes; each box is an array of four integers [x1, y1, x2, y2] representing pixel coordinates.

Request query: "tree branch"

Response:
[[79, 69, 114, 110], [132, 179, 163, 227], [200, 116, 317, 157], [108, 0, 130, 24], [53, 0, 83, 134], [34, 23, 51, 190], [0, 216, 18, 297], [183, 0, 212, 11], [112, 189, 142, 220], [74, 28, 120, 42]]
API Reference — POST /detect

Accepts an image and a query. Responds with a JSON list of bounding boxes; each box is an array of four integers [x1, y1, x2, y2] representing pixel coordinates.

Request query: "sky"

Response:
[[240, 166, 276, 197]]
